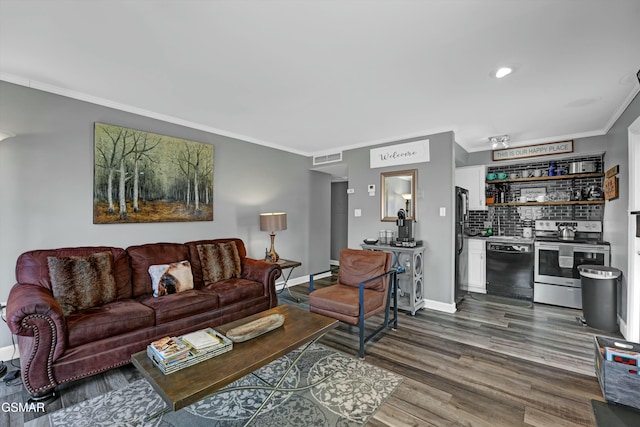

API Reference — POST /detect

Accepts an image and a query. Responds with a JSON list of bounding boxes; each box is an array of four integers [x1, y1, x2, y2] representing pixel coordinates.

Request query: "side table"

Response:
[[270, 259, 302, 302], [361, 244, 425, 315]]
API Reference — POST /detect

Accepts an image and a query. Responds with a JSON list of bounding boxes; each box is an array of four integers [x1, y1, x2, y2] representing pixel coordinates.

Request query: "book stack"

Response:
[[149, 336, 190, 366], [147, 328, 233, 374]]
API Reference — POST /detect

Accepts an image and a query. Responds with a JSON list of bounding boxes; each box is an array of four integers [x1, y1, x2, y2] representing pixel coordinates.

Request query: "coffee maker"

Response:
[[394, 209, 422, 247]]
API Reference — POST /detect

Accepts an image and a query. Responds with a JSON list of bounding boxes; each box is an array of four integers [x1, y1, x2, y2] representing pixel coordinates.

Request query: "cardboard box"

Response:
[[594, 336, 640, 410]]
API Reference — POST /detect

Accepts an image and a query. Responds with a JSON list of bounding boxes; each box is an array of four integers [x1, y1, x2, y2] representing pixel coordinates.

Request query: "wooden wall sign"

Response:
[[604, 176, 619, 201], [605, 165, 619, 178], [492, 140, 573, 161]]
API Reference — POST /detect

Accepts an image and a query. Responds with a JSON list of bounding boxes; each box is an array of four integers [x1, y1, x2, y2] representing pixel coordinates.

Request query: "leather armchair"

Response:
[[308, 248, 397, 358]]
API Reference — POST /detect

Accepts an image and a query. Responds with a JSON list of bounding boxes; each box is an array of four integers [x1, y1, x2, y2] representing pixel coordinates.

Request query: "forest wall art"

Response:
[[93, 123, 214, 224]]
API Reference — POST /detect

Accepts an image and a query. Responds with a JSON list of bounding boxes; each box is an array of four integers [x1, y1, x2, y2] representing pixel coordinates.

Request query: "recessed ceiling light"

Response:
[[495, 67, 513, 78]]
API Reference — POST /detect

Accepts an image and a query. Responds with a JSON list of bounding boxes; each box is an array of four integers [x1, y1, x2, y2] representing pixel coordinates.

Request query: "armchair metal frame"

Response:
[[309, 268, 399, 358]]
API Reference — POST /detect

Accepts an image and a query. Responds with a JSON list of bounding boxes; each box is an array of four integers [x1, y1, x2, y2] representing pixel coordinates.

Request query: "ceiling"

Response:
[[1, 0, 639, 156]]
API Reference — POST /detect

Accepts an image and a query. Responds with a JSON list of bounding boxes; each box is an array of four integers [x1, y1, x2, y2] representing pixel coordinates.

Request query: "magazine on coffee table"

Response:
[[147, 328, 233, 375]]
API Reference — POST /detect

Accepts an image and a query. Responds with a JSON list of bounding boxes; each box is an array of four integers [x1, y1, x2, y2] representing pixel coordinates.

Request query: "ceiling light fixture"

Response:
[[488, 135, 510, 149], [495, 67, 513, 78]]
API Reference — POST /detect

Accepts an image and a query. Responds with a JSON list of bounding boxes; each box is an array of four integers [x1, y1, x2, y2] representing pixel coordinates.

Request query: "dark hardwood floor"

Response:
[[1, 273, 620, 426]]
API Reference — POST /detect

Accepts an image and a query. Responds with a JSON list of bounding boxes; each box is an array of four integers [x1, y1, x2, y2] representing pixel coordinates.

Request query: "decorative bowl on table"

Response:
[[363, 239, 379, 245]]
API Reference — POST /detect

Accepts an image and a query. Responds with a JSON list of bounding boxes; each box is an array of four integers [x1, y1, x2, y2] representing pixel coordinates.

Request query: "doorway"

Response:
[[310, 162, 349, 265], [331, 182, 348, 262]]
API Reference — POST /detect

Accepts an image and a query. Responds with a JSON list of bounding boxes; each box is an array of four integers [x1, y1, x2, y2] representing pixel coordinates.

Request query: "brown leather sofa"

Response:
[[6, 238, 281, 401]]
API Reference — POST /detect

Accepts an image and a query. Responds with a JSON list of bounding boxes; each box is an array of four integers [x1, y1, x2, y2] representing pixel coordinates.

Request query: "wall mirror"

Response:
[[380, 169, 417, 221]]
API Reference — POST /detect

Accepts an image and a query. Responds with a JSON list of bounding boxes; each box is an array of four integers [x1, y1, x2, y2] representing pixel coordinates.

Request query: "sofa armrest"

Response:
[[241, 258, 282, 306], [6, 283, 67, 395]]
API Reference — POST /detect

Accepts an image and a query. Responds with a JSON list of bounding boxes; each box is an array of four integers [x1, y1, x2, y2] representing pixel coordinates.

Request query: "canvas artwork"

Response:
[[93, 123, 214, 224]]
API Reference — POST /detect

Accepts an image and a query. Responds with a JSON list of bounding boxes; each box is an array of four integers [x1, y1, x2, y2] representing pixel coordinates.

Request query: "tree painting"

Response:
[[93, 123, 214, 223]]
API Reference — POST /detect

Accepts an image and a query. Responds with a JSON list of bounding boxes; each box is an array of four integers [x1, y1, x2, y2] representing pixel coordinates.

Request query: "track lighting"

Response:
[[488, 135, 510, 149]]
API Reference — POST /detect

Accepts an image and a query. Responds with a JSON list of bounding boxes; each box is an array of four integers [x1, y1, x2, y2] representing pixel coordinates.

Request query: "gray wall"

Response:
[[343, 132, 457, 306], [0, 81, 324, 348], [603, 92, 640, 323]]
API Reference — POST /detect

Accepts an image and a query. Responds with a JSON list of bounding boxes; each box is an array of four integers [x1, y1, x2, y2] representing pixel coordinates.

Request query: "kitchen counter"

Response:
[[465, 235, 535, 244]]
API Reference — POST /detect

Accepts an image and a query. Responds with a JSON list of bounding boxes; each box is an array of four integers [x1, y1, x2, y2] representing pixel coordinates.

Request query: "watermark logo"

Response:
[[2, 401, 46, 413]]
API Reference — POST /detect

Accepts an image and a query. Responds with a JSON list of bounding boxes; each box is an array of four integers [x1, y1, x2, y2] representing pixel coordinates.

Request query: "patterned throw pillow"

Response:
[[48, 251, 117, 316], [148, 261, 194, 297], [197, 242, 242, 283]]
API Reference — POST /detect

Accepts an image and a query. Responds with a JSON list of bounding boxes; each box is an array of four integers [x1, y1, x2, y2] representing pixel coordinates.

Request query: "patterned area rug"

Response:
[[48, 344, 402, 427]]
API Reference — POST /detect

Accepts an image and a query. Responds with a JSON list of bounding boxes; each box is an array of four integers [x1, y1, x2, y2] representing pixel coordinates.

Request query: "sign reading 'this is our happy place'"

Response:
[[370, 139, 430, 168], [492, 140, 573, 161]]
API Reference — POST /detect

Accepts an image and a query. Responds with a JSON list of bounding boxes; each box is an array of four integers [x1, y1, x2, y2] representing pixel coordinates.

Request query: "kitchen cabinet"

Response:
[[467, 239, 486, 294], [456, 165, 487, 210]]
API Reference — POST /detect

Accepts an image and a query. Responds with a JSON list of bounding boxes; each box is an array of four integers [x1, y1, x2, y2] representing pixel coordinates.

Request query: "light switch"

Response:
[[347, 188, 355, 194], [354, 209, 362, 217], [439, 207, 446, 216]]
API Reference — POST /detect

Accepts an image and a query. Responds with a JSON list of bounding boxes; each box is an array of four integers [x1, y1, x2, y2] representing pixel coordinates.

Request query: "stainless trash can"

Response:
[[578, 265, 621, 332]]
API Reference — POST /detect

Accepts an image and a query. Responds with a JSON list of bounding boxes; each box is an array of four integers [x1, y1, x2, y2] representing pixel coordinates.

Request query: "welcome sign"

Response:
[[492, 140, 573, 161], [370, 139, 430, 168]]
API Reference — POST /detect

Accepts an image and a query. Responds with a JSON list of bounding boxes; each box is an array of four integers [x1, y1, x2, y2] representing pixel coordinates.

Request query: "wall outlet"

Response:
[[354, 209, 362, 217]]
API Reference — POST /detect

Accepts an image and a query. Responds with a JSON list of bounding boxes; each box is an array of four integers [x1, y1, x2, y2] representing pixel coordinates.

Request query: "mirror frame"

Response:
[[380, 169, 417, 222]]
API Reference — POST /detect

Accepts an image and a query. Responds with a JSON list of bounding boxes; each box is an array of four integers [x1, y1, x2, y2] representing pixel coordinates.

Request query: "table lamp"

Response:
[[401, 193, 412, 213], [260, 212, 287, 263]]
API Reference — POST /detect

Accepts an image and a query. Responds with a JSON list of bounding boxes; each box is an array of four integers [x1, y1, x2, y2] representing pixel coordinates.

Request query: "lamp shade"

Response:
[[260, 212, 287, 232]]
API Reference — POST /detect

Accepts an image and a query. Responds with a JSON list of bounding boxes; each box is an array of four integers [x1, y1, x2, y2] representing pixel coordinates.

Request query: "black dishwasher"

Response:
[[486, 242, 534, 300]]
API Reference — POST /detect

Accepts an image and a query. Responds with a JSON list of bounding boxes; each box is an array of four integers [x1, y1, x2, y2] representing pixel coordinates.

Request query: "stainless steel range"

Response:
[[534, 220, 610, 309]]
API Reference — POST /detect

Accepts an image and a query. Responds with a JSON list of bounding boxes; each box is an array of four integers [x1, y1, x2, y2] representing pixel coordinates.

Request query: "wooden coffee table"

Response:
[[131, 305, 338, 423]]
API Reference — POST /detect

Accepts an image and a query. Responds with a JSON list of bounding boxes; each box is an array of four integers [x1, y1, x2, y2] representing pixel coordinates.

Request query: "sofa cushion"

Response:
[[148, 260, 194, 297], [185, 239, 247, 288], [15, 246, 132, 299], [138, 289, 219, 324], [66, 299, 155, 348], [204, 278, 263, 306], [309, 284, 385, 318], [127, 243, 190, 297], [197, 242, 241, 283], [48, 251, 118, 316]]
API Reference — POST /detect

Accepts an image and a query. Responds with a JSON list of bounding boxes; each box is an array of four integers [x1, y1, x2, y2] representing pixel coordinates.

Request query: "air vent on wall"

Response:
[[313, 152, 342, 165]]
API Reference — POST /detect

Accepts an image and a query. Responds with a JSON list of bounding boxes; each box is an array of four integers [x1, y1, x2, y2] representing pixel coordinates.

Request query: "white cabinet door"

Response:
[[467, 239, 486, 293], [455, 165, 487, 211]]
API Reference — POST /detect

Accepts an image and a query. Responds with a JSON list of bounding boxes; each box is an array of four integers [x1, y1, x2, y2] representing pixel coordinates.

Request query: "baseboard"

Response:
[[0, 343, 19, 362], [423, 299, 457, 314], [467, 286, 487, 294], [275, 271, 331, 290]]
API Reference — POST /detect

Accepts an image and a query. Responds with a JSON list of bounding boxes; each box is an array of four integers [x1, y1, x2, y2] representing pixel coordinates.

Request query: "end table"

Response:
[[271, 259, 302, 302]]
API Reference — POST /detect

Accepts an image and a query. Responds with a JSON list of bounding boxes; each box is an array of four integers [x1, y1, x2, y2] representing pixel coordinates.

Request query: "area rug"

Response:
[[48, 343, 402, 427]]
